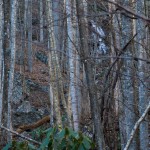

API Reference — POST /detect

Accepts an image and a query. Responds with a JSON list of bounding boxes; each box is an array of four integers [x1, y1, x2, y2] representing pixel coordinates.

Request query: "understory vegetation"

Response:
[[3, 127, 95, 150]]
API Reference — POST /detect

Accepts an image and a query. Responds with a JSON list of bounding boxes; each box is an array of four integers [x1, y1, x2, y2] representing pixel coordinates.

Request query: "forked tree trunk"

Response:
[[46, 0, 62, 126], [76, 0, 105, 149], [46, 0, 69, 127]]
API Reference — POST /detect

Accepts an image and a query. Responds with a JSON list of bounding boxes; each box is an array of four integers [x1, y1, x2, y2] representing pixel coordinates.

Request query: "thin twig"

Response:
[[89, 55, 150, 64], [100, 33, 137, 117]]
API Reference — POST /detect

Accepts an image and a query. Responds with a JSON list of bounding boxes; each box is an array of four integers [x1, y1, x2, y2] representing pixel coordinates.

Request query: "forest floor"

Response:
[[15, 40, 50, 109]]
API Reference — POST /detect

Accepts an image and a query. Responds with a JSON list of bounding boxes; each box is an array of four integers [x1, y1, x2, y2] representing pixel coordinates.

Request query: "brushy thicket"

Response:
[[3, 126, 95, 150]]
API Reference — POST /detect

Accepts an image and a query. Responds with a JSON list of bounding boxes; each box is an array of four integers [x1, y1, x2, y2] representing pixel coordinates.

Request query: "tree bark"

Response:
[[76, 0, 105, 149], [0, 0, 3, 126], [124, 101, 150, 150], [46, 0, 69, 126], [7, 0, 18, 142], [66, 0, 79, 131], [135, 1, 149, 149], [27, 0, 32, 72], [39, 0, 44, 42]]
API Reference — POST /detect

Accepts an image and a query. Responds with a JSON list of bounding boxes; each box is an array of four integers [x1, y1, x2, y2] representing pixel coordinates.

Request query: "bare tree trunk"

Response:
[[39, 0, 44, 42], [76, 0, 105, 149], [27, 0, 32, 72], [79, 0, 91, 126], [65, 0, 79, 131], [0, 0, 4, 127], [1, 0, 10, 144], [80, 64, 91, 121], [119, 1, 137, 149], [135, 1, 149, 149], [7, 0, 18, 142], [108, 3, 122, 149], [46, 0, 69, 126], [75, 51, 82, 121], [51, 0, 70, 127], [24, 0, 28, 43], [52, 0, 60, 50], [124, 101, 150, 150]]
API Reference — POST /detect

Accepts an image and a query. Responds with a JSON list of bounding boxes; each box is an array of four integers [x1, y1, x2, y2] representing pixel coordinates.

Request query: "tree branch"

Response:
[[124, 101, 150, 150], [106, 0, 150, 24], [0, 125, 41, 145], [89, 55, 150, 64]]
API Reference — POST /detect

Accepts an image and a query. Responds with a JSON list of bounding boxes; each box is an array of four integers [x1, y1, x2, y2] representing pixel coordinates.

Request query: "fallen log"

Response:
[[16, 115, 50, 134]]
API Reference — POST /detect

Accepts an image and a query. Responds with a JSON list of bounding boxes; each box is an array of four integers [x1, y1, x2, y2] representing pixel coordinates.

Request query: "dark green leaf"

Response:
[[38, 137, 49, 150], [43, 127, 54, 134], [2, 142, 12, 150], [57, 138, 66, 150], [16, 142, 28, 150], [48, 139, 53, 150], [28, 143, 36, 150], [69, 128, 79, 139], [72, 143, 79, 150], [78, 143, 85, 150], [82, 138, 91, 149], [56, 129, 65, 140], [64, 127, 70, 136], [90, 142, 95, 149]]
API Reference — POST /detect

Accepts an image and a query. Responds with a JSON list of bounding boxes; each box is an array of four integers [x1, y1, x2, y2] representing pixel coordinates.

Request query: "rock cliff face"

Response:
[[35, 52, 48, 65], [12, 72, 23, 104], [12, 49, 50, 130], [12, 71, 49, 104], [12, 74, 50, 127]]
